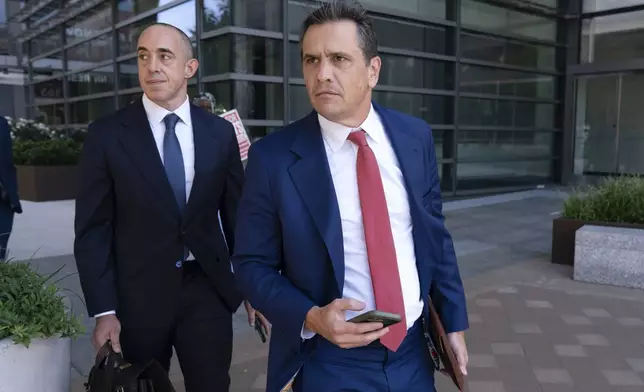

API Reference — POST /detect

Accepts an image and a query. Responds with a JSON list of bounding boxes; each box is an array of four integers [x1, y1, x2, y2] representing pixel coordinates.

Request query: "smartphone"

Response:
[[348, 310, 402, 327], [254, 321, 267, 343]]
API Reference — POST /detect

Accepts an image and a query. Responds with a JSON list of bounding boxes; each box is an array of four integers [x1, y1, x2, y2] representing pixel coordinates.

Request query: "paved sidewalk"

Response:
[[11, 188, 644, 391]]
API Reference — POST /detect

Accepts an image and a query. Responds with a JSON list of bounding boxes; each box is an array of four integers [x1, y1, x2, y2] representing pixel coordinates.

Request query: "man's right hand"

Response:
[[304, 298, 389, 349], [93, 314, 122, 353]]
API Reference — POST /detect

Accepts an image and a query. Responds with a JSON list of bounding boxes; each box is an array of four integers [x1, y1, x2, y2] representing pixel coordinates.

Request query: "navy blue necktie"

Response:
[[162, 113, 186, 210]]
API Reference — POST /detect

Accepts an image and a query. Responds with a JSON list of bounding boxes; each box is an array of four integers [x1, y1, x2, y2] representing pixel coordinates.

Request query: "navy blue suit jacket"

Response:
[[0, 117, 21, 212], [232, 103, 468, 392]]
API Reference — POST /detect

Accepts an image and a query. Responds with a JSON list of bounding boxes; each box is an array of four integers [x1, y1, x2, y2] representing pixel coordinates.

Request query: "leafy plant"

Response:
[[562, 175, 644, 224], [0, 259, 83, 347], [12, 139, 82, 165]]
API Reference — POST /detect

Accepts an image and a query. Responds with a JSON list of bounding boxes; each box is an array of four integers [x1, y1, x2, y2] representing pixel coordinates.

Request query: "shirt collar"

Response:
[[142, 93, 192, 127], [317, 104, 382, 153]]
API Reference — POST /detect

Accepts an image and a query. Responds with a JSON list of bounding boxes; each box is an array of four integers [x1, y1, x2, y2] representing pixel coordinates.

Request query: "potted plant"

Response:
[[0, 258, 83, 392], [551, 175, 644, 265], [6, 117, 85, 202]]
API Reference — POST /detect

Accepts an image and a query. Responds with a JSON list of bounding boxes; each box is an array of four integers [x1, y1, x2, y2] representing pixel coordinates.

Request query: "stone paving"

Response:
[[9, 187, 644, 391]]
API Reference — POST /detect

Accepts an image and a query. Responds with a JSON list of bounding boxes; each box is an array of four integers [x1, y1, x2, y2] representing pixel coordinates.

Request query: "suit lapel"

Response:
[[183, 106, 220, 226], [288, 112, 345, 293], [116, 101, 181, 221]]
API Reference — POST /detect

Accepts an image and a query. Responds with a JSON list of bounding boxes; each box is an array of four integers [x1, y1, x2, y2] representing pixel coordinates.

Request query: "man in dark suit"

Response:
[[0, 116, 22, 260], [74, 23, 267, 392], [232, 1, 468, 391]]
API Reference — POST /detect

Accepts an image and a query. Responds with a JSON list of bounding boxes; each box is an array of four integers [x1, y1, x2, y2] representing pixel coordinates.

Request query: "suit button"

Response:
[[175, 260, 183, 268]]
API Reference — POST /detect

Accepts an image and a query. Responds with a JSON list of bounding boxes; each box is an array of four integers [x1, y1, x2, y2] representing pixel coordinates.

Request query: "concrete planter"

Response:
[[0, 335, 72, 392]]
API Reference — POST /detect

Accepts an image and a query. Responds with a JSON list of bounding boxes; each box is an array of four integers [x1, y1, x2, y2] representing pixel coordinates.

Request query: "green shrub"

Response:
[[12, 139, 81, 165], [562, 175, 644, 224], [0, 260, 83, 347]]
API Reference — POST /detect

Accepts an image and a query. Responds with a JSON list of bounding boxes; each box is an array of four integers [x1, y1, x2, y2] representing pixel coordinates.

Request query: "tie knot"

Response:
[[347, 129, 368, 147], [163, 113, 180, 132]]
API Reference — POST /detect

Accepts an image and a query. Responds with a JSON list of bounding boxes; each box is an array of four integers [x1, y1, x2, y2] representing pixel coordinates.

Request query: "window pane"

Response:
[[459, 98, 556, 128], [461, 0, 556, 41], [583, 0, 641, 12], [33, 77, 64, 105], [65, 3, 112, 46], [34, 104, 66, 125], [31, 28, 63, 56], [373, 91, 453, 125], [118, 59, 138, 90], [456, 160, 552, 190], [288, 0, 314, 35], [69, 97, 116, 124], [68, 65, 115, 98], [67, 34, 113, 72], [581, 10, 644, 64], [203, 81, 284, 120], [373, 17, 451, 55], [32, 53, 64, 75], [457, 131, 554, 161], [117, 0, 181, 22], [233, 0, 282, 31], [380, 55, 454, 90], [117, 1, 196, 56], [460, 65, 556, 100], [202, 35, 283, 76], [203, 0, 231, 32], [461, 33, 557, 70], [360, 0, 447, 20]]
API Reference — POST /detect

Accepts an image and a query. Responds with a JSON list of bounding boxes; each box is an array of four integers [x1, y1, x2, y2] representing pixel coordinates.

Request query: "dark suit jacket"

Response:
[[74, 100, 245, 327], [232, 103, 469, 392], [0, 117, 21, 213]]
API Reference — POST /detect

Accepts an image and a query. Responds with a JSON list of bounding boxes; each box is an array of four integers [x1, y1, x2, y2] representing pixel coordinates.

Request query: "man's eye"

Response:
[[334, 56, 345, 61], [306, 58, 317, 64], [138, 54, 147, 60], [162, 54, 171, 60]]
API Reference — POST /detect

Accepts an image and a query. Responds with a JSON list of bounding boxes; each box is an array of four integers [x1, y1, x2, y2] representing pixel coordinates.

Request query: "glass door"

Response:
[[616, 72, 644, 174], [574, 74, 620, 174]]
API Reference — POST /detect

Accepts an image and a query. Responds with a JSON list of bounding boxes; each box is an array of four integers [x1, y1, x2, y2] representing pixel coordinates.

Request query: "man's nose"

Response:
[[316, 61, 332, 82], [147, 56, 160, 73]]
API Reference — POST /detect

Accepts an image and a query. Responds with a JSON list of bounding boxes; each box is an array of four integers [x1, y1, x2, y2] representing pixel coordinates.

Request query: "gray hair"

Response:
[[300, 0, 378, 63]]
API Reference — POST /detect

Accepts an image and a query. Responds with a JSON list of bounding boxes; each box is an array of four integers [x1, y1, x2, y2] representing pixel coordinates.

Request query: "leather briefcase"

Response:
[[423, 301, 465, 391], [84, 341, 176, 392]]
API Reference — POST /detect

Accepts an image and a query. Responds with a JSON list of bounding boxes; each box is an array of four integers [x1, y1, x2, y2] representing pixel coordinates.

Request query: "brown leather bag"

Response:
[[425, 301, 465, 391]]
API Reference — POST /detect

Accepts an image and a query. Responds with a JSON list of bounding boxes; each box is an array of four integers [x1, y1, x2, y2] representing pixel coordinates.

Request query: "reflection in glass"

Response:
[[118, 59, 138, 90], [31, 28, 63, 57], [583, 0, 641, 12], [580, 10, 644, 64], [118, 1, 196, 56], [203, 0, 231, 31], [32, 54, 65, 75], [379, 55, 453, 90], [372, 17, 450, 55], [372, 91, 453, 125], [459, 98, 555, 129], [65, 3, 112, 46], [67, 34, 113, 71], [461, 33, 556, 70], [460, 65, 555, 100], [33, 77, 64, 105], [360, 0, 446, 20], [457, 131, 554, 161], [456, 160, 552, 190], [117, 0, 177, 22], [461, 0, 556, 41], [233, 0, 282, 31], [68, 66, 115, 98], [69, 97, 116, 124], [34, 104, 66, 126], [203, 81, 282, 119], [202, 35, 283, 76]]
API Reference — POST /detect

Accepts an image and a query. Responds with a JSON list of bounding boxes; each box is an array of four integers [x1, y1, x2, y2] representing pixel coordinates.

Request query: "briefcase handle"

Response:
[[95, 340, 127, 369]]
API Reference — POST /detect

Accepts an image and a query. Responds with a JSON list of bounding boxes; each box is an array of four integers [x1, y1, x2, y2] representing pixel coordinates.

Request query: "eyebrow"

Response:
[[137, 46, 175, 55]]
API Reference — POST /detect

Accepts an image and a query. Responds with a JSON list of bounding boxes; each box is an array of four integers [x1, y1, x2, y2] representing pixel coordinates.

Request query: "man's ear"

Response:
[[368, 56, 381, 89], [185, 58, 199, 79]]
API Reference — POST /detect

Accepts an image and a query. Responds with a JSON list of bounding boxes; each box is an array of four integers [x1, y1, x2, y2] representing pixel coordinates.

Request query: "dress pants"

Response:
[[0, 202, 14, 260], [119, 261, 234, 392], [293, 319, 435, 392]]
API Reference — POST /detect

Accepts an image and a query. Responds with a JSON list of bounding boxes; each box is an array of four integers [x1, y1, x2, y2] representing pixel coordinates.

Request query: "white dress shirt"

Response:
[[302, 105, 424, 337], [94, 94, 196, 318]]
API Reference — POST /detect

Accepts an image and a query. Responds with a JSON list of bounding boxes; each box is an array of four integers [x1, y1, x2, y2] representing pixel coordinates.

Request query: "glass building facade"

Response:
[[7, 0, 597, 197]]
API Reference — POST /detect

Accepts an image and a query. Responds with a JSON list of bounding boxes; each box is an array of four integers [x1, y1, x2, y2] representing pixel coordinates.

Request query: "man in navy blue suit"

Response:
[[232, 1, 469, 391], [0, 116, 22, 260]]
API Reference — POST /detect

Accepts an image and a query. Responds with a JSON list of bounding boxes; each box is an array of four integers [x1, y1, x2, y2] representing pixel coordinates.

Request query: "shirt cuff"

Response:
[[301, 321, 316, 340], [94, 310, 116, 318]]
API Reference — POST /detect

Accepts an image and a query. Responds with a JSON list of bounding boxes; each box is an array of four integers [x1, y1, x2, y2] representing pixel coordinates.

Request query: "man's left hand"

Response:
[[244, 300, 271, 335], [447, 331, 468, 375]]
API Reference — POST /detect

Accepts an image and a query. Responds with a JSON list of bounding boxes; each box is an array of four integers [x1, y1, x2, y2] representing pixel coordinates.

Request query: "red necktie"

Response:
[[347, 129, 407, 351]]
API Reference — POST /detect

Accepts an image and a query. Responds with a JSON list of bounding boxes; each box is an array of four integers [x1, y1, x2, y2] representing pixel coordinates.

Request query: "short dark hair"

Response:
[[300, 0, 378, 62], [142, 22, 194, 59]]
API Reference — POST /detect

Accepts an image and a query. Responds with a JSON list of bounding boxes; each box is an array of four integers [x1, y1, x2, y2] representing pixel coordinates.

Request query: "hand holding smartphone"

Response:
[[348, 310, 402, 328], [255, 321, 267, 343]]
